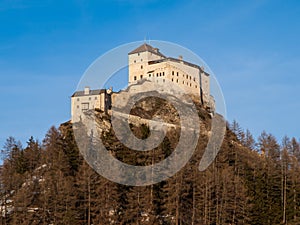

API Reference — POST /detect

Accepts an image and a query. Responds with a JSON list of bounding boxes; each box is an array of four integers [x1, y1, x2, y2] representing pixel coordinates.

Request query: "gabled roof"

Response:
[[71, 89, 106, 97], [128, 43, 165, 57]]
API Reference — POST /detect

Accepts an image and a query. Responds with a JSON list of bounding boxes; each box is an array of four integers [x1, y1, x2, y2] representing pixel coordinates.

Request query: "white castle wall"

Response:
[[128, 50, 210, 103], [71, 88, 106, 122]]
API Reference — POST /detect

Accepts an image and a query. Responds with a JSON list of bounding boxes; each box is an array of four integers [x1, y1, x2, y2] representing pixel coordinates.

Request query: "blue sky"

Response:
[[0, 0, 299, 148]]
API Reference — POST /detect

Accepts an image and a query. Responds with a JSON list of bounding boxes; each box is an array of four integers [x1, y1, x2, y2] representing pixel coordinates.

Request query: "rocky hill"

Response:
[[1, 95, 300, 224]]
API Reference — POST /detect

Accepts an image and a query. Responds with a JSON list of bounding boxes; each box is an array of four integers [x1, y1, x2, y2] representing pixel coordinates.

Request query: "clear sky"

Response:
[[0, 0, 299, 148]]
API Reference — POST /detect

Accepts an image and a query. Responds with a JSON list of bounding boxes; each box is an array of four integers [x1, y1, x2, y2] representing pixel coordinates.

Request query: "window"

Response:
[[160, 72, 161, 76], [176, 79, 178, 83], [163, 79, 165, 82], [157, 73, 159, 77], [141, 59, 143, 61], [172, 78, 174, 82], [81, 103, 89, 111], [187, 82, 188, 86], [134, 76, 137, 80], [186, 75, 188, 79], [141, 65, 143, 69], [140, 75, 143, 79], [163, 72, 165, 76], [190, 76, 192, 80], [195, 85, 197, 88], [183, 81, 184, 84], [89, 97, 91, 100], [138, 53, 140, 56], [77, 105, 79, 109], [77, 98, 80, 101], [177, 72, 179, 76], [172, 71, 174, 75], [95, 97, 97, 100], [193, 77, 196, 81], [149, 74, 151, 77], [134, 60, 136, 63], [190, 83, 192, 87]]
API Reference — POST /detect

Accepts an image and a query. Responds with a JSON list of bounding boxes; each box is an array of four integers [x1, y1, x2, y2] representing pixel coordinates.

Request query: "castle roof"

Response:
[[128, 43, 165, 58], [71, 89, 106, 97]]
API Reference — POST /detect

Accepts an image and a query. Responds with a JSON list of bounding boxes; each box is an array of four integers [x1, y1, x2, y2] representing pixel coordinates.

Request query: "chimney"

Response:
[[179, 55, 183, 60], [84, 86, 90, 95]]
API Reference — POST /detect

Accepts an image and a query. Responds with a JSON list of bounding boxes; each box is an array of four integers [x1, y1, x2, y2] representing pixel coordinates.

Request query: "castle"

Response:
[[71, 43, 213, 122]]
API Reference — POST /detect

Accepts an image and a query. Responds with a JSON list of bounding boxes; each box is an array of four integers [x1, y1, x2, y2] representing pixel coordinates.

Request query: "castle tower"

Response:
[[128, 43, 165, 85]]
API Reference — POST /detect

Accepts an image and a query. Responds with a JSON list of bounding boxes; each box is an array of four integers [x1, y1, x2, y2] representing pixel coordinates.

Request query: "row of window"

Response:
[[77, 96, 98, 101], [134, 58, 143, 63], [170, 78, 197, 88], [133, 75, 198, 89], [172, 71, 196, 81], [137, 69, 196, 82]]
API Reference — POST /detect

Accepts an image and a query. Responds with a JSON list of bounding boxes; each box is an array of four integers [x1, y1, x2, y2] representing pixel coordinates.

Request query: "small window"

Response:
[[134, 60, 136, 63], [160, 73, 162, 76], [89, 97, 91, 100], [183, 81, 184, 84], [172, 78, 174, 82], [149, 74, 151, 77], [163, 79, 165, 82], [134, 76, 137, 80], [157, 73, 159, 77], [190, 76, 192, 80], [177, 72, 179, 76], [140, 75, 143, 79], [77, 105, 79, 109], [190, 83, 192, 87], [141, 65, 143, 69], [141, 59, 143, 61], [195, 85, 197, 88], [82, 103, 89, 111], [77, 98, 80, 101], [138, 53, 140, 56], [176, 79, 178, 83], [172, 71, 174, 75], [187, 82, 188, 86], [95, 97, 97, 100], [193, 77, 196, 81], [163, 72, 165, 76], [186, 75, 188, 79]]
